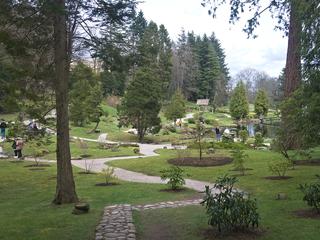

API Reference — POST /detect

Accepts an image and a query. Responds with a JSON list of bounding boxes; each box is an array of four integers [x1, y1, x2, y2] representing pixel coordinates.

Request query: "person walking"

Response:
[[12, 138, 17, 158], [0, 121, 7, 140], [15, 138, 24, 159], [215, 127, 221, 142]]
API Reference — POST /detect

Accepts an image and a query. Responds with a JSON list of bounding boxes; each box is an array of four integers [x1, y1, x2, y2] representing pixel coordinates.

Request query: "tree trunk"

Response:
[[52, 0, 78, 204], [284, 1, 302, 97]]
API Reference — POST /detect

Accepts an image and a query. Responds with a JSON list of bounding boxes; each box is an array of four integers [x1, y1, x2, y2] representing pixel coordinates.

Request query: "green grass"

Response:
[[110, 148, 320, 239], [2, 139, 139, 160], [0, 160, 198, 240]]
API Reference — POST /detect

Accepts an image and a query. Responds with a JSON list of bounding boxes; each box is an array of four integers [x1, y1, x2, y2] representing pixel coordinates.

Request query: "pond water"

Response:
[[242, 122, 279, 139]]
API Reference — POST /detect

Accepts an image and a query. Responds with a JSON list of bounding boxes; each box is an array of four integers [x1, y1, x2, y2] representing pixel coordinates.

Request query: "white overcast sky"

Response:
[[138, 0, 288, 77]]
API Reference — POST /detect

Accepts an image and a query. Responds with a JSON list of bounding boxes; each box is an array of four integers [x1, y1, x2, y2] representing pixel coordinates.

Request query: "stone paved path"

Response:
[[95, 204, 136, 240], [95, 199, 204, 240]]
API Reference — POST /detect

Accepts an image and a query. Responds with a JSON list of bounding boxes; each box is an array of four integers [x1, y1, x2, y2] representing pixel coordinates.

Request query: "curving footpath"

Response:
[[71, 143, 217, 192]]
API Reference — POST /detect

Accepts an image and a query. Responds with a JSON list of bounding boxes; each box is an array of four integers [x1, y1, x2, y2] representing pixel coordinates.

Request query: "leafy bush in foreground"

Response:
[[160, 166, 186, 190], [202, 175, 259, 232], [299, 175, 320, 213]]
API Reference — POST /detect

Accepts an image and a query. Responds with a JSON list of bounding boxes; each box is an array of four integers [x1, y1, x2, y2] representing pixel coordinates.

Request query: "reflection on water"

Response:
[[237, 122, 279, 138]]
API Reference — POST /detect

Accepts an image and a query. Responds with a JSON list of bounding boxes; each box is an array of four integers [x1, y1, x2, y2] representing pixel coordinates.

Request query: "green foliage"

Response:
[[268, 160, 290, 177], [254, 90, 269, 117], [299, 175, 320, 213], [239, 129, 249, 143], [69, 63, 104, 127], [231, 148, 248, 176], [254, 132, 264, 147], [187, 118, 195, 124], [160, 166, 186, 190], [118, 67, 161, 142], [202, 175, 259, 232], [164, 90, 186, 122], [100, 167, 116, 185], [229, 81, 249, 120]]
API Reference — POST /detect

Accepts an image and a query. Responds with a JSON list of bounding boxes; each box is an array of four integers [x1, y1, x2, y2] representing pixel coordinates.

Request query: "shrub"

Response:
[[187, 118, 195, 124], [299, 175, 320, 213], [222, 135, 234, 143], [231, 148, 248, 176], [239, 130, 249, 143], [166, 125, 176, 133], [101, 167, 116, 184], [202, 175, 259, 232], [133, 148, 140, 154], [269, 160, 290, 177], [254, 132, 264, 147], [160, 166, 186, 190]]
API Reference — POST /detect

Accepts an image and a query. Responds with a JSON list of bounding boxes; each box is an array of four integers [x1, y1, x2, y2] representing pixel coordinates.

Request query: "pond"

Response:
[[242, 122, 279, 139]]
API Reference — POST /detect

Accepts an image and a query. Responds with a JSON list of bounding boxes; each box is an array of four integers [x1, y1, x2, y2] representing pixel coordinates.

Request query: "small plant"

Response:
[[269, 160, 290, 177], [187, 118, 195, 124], [160, 166, 186, 190], [254, 132, 264, 147], [101, 167, 116, 185], [231, 148, 248, 176], [239, 130, 248, 143], [27, 139, 46, 166], [202, 175, 259, 232], [133, 148, 140, 154], [299, 175, 320, 213]]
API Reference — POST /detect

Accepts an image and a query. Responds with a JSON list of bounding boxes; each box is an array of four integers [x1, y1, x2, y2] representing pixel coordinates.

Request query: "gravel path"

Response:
[[71, 143, 217, 192]]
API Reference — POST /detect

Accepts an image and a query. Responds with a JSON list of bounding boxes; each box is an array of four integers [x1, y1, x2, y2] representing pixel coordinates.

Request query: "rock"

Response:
[[276, 193, 288, 200]]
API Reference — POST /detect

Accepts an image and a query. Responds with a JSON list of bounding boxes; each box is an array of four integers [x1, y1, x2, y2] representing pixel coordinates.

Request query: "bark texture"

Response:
[[284, 1, 302, 97], [52, 0, 78, 204]]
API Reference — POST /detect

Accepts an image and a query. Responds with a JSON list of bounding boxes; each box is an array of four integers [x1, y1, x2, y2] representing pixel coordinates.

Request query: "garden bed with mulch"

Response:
[[264, 176, 293, 180], [293, 209, 320, 219], [95, 182, 119, 187], [168, 157, 233, 167], [294, 159, 320, 166]]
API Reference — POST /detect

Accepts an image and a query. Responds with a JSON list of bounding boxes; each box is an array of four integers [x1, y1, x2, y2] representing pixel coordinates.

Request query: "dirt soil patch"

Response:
[[24, 164, 51, 168], [78, 171, 97, 175], [95, 182, 119, 187], [294, 159, 320, 166], [293, 209, 320, 219], [202, 227, 265, 240], [29, 168, 46, 171], [264, 176, 293, 180], [159, 188, 187, 193], [168, 157, 233, 167]]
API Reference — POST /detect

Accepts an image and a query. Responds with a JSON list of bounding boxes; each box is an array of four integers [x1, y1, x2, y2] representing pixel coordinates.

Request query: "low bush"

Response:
[[269, 160, 290, 177], [160, 166, 186, 190], [299, 175, 320, 213], [133, 148, 140, 154], [239, 130, 249, 143], [254, 132, 264, 147], [231, 148, 248, 176], [100, 167, 116, 184], [187, 118, 195, 124], [202, 175, 259, 232]]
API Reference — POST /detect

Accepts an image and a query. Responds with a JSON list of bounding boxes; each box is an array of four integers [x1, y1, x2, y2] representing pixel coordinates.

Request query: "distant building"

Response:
[[196, 99, 209, 111], [196, 99, 209, 106]]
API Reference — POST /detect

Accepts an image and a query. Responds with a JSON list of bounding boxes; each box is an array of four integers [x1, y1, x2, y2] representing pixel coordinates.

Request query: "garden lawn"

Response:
[[0, 160, 198, 240], [2, 139, 139, 160], [110, 149, 320, 240]]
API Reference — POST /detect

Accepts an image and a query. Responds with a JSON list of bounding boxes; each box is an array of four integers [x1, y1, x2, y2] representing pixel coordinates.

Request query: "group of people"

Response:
[[0, 119, 25, 159]]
